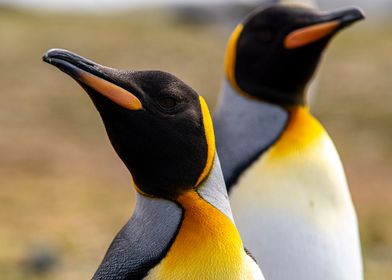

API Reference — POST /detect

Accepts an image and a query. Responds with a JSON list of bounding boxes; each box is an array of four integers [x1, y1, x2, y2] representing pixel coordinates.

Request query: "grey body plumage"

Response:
[[93, 195, 182, 280], [214, 80, 288, 189]]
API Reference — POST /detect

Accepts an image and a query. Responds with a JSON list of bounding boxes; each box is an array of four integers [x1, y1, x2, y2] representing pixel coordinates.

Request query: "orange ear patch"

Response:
[[79, 71, 142, 111], [284, 20, 340, 49]]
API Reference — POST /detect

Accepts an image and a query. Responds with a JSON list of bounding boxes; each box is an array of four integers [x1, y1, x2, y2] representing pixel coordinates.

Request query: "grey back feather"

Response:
[[214, 80, 289, 190], [92, 194, 182, 280]]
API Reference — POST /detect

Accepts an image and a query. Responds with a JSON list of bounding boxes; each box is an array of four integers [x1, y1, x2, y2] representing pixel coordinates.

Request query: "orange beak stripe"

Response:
[[79, 71, 142, 111], [284, 20, 340, 49]]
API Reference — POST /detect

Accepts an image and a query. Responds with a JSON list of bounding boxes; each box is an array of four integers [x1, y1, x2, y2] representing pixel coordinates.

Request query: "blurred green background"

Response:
[[0, 2, 391, 280]]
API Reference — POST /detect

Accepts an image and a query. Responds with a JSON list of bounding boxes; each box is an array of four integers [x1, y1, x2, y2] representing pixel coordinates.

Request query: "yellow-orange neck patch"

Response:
[[196, 96, 216, 186], [267, 106, 325, 160], [145, 191, 244, 279]]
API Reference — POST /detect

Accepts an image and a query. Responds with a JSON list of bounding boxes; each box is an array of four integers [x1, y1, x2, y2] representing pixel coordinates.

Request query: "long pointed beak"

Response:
[[43, 49, 142, 111], [285, 7, 365, 49]]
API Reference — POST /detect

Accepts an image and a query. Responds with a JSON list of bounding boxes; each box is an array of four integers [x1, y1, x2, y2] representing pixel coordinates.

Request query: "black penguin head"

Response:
[[43, 49, 215, 199], [225, 5, 365, 106]]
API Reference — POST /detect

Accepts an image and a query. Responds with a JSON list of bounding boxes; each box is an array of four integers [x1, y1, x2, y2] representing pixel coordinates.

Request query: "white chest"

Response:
[[230, 130, 363, 280]]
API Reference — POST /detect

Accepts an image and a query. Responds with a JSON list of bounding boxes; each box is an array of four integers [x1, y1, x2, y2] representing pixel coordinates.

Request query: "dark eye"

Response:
[[158, 97, 178, 110]]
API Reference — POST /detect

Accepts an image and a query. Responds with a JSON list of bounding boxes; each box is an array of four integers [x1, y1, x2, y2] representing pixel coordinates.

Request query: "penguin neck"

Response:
[[267, 105, 326, 160], [146, 157, 246, 279], [133, 153, 233, 222], [214, 79, 289, 190], [131, 154, 232, 221], [243, 82, 305, 106], [196, 154, 234, 222]]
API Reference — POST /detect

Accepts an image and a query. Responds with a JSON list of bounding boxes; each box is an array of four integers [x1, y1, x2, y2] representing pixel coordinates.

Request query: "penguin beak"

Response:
[[284, 7, 365, 49], [43, 49, 142, 111]]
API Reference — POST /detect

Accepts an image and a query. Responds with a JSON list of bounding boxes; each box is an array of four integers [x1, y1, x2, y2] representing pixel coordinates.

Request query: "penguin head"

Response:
[[225, 5, 365, 106], [43, 49, 215, 199]]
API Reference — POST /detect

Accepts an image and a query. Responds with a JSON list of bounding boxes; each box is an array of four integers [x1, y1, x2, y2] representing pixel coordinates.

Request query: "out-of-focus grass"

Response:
[[313, 22, 392, 279], [0, 7, 391, 280]]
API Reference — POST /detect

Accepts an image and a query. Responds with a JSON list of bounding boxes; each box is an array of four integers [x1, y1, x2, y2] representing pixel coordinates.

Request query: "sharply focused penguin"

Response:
[[214, 5, 365, 280], [43, 49, 264, 280]]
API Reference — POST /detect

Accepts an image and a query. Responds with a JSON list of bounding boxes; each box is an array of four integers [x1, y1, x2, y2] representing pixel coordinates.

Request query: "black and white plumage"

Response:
[[214, 4, 365, 280]]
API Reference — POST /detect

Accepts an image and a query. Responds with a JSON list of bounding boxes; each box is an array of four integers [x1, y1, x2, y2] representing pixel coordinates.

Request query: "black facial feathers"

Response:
[[233, 5, 364, 106], [44, 49, 210, 199]]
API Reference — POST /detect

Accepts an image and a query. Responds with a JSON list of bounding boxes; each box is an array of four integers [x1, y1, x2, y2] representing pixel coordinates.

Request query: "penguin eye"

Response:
[[157, 96, 178, 110]]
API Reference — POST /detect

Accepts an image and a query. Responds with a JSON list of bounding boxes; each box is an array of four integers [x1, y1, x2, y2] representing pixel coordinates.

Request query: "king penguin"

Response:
[[214, 5, 365, 280], [43, 49, 264, 280]]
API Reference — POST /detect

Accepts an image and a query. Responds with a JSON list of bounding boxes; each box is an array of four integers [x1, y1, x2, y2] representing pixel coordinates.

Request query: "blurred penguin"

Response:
[[214, 4, 364, 280]]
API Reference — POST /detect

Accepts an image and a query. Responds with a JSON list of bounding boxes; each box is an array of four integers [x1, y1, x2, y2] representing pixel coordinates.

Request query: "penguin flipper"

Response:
[[92, 195, 183, 280]]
